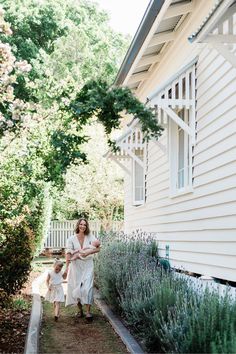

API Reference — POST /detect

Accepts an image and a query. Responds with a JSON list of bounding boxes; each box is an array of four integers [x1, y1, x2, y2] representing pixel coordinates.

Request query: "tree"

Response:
[[0, 0, 130, 187], [0, 5, 33, 138], [69, 79, 163, 147], [52, 124, 124, 228]]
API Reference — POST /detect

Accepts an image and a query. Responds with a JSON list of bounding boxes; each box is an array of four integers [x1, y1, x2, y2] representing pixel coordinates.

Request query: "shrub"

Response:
[[95, 236, 158, 313], [95, 234, 236, 353], [0, 221, 34, 297]]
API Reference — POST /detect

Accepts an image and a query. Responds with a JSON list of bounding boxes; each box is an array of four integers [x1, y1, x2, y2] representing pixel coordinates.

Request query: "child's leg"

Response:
[[54, 301, 60, 317]]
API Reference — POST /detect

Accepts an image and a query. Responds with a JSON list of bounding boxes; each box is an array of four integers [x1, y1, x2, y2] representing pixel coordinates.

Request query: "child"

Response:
[[70, 239, 101, 261], [45, 259, 67, 321]]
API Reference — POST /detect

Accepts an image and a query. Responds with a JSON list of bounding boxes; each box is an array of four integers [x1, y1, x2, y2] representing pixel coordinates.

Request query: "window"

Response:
[[169, 107, 193, 195], [147, 60, 196, 197], [106, 121, 146, 206], [132, 149, 145, 205]]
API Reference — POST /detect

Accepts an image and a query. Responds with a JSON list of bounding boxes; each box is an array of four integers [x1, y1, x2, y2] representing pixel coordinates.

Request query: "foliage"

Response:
[[95, 234, 236, 353], [0, 0, 131, 188], [70, 79, 163, 148], [52, 124, 124, 225], [160, 289, 236, 354], [0, 221, 34, 296], [0, 144, 51, 248], [95, 235, 159, 313], [40, 129, 88, 187]]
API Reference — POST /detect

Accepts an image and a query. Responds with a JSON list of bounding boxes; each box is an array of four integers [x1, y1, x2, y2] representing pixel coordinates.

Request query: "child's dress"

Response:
[[45, 270, 65, 303]]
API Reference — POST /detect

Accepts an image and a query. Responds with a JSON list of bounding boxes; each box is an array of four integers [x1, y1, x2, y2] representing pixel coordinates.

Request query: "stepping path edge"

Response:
[[24, 293, 42, 354], [94, 290, 145, 354]]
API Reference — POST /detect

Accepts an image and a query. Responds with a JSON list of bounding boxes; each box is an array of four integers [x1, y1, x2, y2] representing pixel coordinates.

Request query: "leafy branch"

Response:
[[70, 79, 163, 147]]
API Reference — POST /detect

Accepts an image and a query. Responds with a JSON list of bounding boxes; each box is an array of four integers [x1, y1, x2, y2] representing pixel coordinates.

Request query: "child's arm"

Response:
[[62, 271, 67, 279]]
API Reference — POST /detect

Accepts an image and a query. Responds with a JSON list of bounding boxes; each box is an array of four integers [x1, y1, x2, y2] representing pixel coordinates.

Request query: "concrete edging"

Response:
[[94, 290, 144, 354], [24, 272, 47, 354], [24, 293, 42, 354]]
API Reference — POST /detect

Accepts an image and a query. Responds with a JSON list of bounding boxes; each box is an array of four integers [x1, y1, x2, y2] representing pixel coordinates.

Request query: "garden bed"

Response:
[[0, 295, 31, 354], [0, 265, 42, 354]]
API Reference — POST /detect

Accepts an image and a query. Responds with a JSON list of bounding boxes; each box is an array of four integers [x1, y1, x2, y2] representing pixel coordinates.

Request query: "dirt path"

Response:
[[40, 301, 129, 354], [35, 265, 128, 354]]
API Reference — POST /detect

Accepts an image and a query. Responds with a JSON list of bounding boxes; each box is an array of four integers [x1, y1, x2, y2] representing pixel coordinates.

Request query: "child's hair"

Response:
[[53, 258, 64, 268]]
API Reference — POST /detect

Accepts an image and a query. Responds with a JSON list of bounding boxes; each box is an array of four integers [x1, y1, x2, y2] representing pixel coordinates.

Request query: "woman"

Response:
[[65, 218, 100, 321]]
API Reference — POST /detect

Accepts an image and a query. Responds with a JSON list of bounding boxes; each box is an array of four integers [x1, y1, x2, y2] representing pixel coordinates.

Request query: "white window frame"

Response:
[[147, 59, 196, 198], [169, 107, 193, 197], [132, 147, 146, 206]]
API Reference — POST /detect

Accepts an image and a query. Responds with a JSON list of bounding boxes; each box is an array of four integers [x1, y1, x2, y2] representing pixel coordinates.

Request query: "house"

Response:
[[108, 0, 236, 282]]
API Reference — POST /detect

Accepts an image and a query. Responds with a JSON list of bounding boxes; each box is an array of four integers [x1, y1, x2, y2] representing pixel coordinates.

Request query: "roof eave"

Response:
[[114, 0, 165, 87]]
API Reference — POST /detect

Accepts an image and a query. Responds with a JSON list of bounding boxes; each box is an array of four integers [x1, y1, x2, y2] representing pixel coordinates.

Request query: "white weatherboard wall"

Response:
[[123, 2, 236, 282]]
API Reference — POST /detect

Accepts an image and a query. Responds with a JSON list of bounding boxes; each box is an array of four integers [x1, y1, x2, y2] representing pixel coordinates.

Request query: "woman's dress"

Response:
[[65, 234, 97, 306]]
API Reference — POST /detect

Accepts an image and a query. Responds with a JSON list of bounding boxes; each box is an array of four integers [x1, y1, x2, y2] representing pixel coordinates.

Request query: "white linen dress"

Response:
[[65, 234, 97, 306], [45, 270, 65, 303]]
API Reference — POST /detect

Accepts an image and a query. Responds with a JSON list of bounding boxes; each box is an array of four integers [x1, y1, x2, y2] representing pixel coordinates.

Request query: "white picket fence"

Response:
[[44, 219, 123, 249]]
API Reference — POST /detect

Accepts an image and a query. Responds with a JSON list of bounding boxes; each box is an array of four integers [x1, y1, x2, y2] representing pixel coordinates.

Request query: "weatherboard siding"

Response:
[[123, 32, 236, 281]]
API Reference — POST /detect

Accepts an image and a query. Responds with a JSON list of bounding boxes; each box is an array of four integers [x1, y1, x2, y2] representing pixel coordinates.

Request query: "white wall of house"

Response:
[[123, 1, 236, 282]]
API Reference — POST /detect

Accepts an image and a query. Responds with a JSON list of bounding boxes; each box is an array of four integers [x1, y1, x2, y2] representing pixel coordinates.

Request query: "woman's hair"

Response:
[[75, 218, 90, 235], [54, 258, 64, 267]]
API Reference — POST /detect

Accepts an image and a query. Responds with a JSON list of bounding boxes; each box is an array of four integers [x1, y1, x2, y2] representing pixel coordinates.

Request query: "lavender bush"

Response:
[[95, 232, 236, 353]]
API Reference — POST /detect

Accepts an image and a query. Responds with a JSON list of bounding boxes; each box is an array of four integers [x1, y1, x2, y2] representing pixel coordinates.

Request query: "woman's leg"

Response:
[[85, 304, 93, 321], [77, 301, 84, 317], [85, 304, 90, 315]]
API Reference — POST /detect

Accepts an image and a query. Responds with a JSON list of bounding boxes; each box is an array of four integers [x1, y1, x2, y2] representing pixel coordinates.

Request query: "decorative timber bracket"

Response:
[[105, 119, 145, 174], [147, 60, 197, 146], [189, 1, 236, 68]]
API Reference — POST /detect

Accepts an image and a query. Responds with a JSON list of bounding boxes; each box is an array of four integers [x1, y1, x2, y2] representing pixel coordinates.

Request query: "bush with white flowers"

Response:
[[0, 7, 32, 137]]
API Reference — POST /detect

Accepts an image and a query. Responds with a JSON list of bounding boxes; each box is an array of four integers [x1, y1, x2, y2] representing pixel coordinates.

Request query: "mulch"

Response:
[[0, 302, 31, 354], [0, 271, 40, 354]]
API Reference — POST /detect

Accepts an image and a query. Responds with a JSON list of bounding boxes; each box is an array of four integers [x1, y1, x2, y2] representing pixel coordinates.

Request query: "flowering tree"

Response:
[[0, 7, 33, 138]]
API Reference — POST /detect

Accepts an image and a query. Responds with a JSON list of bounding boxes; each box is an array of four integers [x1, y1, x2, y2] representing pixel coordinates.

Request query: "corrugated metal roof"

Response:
[[188, 0, 223, 42], [188, 0, 236, 43]]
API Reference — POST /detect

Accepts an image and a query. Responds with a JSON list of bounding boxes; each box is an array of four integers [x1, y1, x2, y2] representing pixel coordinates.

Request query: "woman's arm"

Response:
[[46, 273, 51, 290], [64, 236, 74, 273], [65, 252, 71, 273]]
